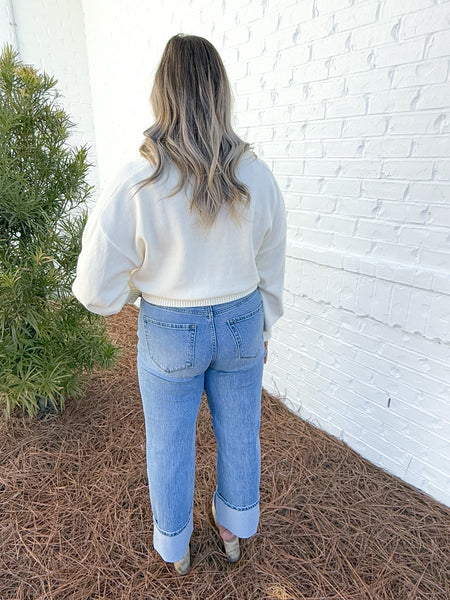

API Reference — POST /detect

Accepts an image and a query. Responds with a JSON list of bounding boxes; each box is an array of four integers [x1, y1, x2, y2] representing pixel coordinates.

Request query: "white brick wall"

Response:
[[255, 0, 450, 506], [9, 0, 450, 506]]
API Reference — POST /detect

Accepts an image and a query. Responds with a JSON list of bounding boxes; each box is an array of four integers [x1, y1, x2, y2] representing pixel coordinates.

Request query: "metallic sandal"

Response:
[[173, 545, 190, 575], [212, 500, 240, 562]]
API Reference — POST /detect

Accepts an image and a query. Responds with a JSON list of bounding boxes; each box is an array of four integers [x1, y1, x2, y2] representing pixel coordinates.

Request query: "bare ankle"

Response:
[[219, 524, 236, 542]]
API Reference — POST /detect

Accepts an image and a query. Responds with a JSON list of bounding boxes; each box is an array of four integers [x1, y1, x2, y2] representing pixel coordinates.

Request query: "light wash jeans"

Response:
[[136, 287, 265, 562]]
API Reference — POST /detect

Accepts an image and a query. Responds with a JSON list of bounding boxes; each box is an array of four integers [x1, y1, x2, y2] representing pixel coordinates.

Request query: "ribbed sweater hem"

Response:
[[141, 285, 257, 308]]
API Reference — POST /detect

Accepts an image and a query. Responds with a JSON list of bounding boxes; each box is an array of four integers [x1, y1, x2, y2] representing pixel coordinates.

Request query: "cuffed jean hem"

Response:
[[213, 490, 260, 539], [153, 513, 193, 563]]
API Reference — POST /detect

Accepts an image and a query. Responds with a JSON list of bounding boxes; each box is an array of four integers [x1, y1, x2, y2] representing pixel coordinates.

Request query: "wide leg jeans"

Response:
[[136, 287, 265, 562]]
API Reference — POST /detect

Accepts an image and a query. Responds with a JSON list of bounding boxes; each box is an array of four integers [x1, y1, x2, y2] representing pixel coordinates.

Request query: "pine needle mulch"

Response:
[[1, 306, 449, 600]]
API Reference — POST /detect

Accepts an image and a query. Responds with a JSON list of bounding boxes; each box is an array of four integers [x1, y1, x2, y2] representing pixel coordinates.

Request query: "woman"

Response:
[[72, 34, 286, 575]]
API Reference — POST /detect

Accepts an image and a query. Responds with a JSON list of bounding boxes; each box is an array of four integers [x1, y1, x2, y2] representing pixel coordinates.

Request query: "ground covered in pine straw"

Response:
[[1, 306, 449, 600]]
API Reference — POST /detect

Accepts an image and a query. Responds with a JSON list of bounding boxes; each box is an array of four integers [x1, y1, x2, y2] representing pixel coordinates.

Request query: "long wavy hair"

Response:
[[133, 34, 255, 230]]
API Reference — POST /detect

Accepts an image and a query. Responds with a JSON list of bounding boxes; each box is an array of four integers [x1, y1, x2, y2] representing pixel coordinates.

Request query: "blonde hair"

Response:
[[134, 34, 254, 230]]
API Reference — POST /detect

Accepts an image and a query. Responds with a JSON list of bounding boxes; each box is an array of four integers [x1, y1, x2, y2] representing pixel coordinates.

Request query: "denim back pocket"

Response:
[[142, 316, 197, 373], [226, 301, 264, 359]]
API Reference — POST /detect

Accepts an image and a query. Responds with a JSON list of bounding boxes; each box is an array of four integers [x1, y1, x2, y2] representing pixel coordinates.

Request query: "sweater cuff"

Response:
[[126, 285, 141, 305], [263, 328, 272, 342]]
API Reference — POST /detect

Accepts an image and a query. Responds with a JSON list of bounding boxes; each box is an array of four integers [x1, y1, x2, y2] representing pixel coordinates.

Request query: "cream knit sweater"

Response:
[[72, 152, 287, 341]]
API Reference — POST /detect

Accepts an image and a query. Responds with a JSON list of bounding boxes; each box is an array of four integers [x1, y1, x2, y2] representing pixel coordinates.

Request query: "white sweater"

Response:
[[72, 152, 287, 341]]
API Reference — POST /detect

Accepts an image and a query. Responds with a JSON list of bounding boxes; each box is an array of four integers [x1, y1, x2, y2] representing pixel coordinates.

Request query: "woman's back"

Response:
[[72, 148, 286, 341]]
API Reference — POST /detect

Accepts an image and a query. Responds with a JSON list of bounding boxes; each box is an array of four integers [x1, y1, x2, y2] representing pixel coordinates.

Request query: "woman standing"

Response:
[[73, 34, 286, 575]]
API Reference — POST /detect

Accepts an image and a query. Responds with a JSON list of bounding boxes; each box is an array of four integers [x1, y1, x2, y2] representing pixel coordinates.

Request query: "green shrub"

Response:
[[0, 44, 120, 418]]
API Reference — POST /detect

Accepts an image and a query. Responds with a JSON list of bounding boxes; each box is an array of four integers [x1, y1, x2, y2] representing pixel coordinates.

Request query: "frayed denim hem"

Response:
[[214, 490, 260, 538], [153, 513, 193, 563]]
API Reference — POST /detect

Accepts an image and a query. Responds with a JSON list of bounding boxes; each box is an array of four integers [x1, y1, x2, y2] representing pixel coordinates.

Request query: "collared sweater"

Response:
[[72, 152, 287, 341]]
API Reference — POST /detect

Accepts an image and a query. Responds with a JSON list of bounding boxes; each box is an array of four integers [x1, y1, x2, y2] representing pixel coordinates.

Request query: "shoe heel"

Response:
[[173, 545, 190, 575]]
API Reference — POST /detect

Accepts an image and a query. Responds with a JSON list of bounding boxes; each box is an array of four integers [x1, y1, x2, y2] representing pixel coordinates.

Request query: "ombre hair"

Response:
[[134, 34, 255, 230]]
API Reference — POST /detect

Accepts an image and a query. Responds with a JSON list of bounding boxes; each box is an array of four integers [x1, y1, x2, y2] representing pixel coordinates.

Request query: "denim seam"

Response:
[[216, 490, 259, 512], [143, 317, 196, 330], [208, 306, 217, 363], [213, 288, 259, 315], [154, 512, 192, 537], [227, 301, 263, 325]]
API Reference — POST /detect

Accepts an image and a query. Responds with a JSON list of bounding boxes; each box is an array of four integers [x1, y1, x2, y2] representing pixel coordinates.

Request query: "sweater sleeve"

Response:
[[256, 174, 287, 342], [72, 167, 144, 315]]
